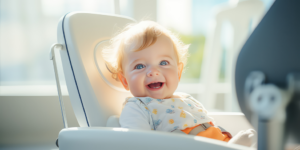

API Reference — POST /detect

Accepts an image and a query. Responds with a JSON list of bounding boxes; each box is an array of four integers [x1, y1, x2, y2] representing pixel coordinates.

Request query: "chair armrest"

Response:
[[58, 127, 254, 150]]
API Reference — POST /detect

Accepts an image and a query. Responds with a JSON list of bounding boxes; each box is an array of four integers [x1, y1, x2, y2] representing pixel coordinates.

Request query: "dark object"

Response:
[[56, 138, 59, 148], [235, 0, 300, 149]]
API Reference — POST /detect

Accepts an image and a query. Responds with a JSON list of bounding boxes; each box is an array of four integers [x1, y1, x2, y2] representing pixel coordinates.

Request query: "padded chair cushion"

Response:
[[106, 115, 121, 127]]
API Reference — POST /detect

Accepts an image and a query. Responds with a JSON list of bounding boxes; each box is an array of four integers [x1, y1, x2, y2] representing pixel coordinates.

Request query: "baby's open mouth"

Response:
[[147, 82, 164, 89]]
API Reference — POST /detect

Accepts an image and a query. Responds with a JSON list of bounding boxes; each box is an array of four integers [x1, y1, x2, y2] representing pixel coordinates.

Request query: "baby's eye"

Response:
[[160, 60, 169, 66], [135, 64, 145, 69]]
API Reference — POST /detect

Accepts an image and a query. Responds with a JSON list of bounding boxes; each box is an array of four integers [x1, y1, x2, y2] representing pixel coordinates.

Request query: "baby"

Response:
[[102, 21, 256, 147]]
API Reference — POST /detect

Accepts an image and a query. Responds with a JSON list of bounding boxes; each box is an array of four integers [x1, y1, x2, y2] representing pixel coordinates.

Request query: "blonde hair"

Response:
[[102, 21, 189, 80]]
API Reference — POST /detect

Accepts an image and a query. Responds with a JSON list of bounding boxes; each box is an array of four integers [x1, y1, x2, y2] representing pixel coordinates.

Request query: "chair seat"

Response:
[[58, 127, 254, 150]]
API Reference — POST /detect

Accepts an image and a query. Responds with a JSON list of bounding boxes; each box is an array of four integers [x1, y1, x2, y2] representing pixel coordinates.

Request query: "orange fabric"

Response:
[[181, 122, 231, 142]]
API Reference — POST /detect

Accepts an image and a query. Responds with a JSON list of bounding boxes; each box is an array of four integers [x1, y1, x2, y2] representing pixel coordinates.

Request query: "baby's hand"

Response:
[[228, 129, 257, 147]]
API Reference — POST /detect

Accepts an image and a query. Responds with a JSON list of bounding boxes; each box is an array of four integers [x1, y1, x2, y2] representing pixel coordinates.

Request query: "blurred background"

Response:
[[0, 0, 274, 149]]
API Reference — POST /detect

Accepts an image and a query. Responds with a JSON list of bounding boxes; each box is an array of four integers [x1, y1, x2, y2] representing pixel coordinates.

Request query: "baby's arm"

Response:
[[120, 102, 152, 130]]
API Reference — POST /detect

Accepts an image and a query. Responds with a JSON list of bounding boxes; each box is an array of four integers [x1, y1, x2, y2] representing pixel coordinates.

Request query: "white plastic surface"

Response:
[[57, 12, 134, 127], [106, 115, 121, 127], [58, 127, 254, 150]]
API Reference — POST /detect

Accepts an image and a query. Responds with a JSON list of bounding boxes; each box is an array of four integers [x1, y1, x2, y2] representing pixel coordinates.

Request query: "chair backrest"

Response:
[[57, 12, 134, 127]]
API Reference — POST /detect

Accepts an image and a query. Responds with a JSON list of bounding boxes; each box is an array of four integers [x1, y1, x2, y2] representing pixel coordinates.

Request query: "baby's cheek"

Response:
[[128, 76, 145, 96], [165, 69, 180, 89], [129, 85, 142, 97]]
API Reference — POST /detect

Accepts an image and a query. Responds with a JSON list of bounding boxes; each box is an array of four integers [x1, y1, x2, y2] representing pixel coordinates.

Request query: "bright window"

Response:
[[0, 0, 274, 112]]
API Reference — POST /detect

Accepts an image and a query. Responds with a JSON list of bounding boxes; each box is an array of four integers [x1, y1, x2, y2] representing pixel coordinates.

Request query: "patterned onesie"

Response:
[[120, 92, 232, 142]]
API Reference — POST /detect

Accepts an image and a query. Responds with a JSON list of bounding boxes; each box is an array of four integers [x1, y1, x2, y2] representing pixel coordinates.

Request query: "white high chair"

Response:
[[50, 12, 254, 150], [200, 0, 265, 112]]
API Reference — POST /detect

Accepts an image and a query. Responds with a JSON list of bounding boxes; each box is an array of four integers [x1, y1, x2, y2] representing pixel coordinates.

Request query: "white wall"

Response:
[[0, 96, 79, 146]]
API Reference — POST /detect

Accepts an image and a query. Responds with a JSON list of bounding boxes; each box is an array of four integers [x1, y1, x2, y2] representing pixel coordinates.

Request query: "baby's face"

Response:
[[119, 35, 183, 99]]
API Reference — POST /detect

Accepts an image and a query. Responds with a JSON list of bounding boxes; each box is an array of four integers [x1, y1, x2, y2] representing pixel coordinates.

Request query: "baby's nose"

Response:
[[147, 69, 159, 77]]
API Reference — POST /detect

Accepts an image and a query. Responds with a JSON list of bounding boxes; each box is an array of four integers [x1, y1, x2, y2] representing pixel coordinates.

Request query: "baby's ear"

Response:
[[178, 62, 184, 80], [118, 72, 130, 91]]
